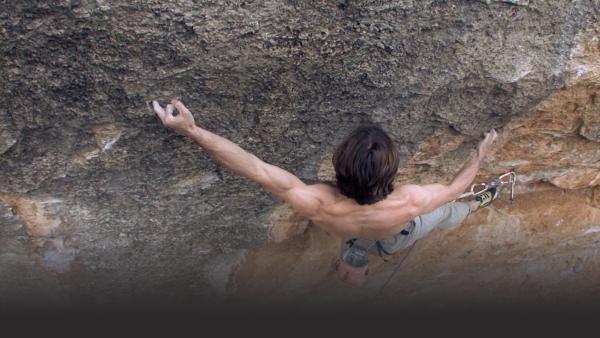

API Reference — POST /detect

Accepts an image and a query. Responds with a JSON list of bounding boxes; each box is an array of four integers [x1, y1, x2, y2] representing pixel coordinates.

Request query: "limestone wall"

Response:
[[1, 0, 599, 308]]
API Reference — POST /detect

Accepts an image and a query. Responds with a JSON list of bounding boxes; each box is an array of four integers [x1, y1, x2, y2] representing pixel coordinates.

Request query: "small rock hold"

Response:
[[0, 129, 16, 155]]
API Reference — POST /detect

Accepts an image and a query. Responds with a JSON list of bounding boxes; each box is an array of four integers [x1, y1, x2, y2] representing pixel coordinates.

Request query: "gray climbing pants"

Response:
[[341, 201, 471, 256]]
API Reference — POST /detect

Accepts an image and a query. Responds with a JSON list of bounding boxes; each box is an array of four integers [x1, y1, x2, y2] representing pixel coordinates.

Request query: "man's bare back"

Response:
[[152, 99, 497, 240], [294, 183, 417, 239]]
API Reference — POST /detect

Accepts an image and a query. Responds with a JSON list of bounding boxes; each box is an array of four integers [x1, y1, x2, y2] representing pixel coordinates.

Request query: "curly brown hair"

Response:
[[333, 126, 399, 205]]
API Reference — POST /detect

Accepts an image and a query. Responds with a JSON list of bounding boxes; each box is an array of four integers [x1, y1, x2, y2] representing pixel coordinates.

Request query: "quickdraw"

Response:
[[458, 169, 517, 204]]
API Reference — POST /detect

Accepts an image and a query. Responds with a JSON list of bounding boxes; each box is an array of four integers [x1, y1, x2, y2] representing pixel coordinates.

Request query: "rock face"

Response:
[[235, 23, 600, 308], [1, 1, 599, 308]]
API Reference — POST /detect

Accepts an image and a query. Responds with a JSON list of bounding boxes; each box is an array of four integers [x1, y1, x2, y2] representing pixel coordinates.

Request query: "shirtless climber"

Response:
[[152, 98, 498, 286]]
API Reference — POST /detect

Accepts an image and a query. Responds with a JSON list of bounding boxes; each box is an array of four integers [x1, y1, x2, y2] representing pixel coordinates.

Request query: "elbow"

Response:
[[250, 159, 270, 184]]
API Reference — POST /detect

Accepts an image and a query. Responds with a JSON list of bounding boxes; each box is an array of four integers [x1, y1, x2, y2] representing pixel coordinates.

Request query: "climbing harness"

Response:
[[458, 169, 517, 204]]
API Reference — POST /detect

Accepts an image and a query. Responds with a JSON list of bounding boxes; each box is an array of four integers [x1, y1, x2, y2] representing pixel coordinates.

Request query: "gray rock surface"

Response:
[[0, 0, 598, 306]]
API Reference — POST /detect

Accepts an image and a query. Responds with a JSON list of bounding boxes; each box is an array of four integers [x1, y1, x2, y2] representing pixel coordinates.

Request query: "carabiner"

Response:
[[499, 171, 516, 184], [470, 182, 489, 196]]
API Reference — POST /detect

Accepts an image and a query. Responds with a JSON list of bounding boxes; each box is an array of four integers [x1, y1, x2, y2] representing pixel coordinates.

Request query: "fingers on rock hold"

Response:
[[166, 104, 177, 117], [173, 99, 191, 116], [152, 101, 166, 120]]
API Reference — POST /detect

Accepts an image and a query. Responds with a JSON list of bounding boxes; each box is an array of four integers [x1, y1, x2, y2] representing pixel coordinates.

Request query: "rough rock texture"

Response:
[[1, 0, 599, 307], [234, 25, 600, 307]]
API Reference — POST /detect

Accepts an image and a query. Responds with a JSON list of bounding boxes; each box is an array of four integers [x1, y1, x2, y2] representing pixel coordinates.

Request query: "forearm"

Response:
[[448, 152, 483, 197], [185, 126, 265, 182], [412, 130, 496, 212], [153, 99, 302, 193]]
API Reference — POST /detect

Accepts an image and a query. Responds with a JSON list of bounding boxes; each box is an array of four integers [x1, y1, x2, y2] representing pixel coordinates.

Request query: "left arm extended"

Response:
[[152, 99, 323, 217], [400, 129, 497, 215]]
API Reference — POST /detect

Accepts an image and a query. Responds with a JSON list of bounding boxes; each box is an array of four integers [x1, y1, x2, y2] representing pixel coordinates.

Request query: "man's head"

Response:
[[333, 126, 399, 205]]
